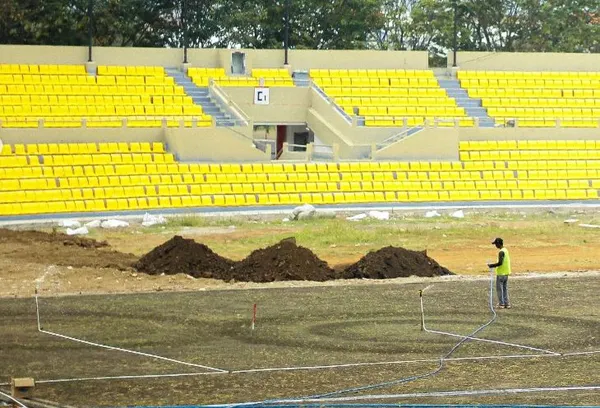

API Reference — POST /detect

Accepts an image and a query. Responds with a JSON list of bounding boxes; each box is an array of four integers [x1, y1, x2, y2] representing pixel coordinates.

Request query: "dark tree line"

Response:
[[1, 0, 598, 59]]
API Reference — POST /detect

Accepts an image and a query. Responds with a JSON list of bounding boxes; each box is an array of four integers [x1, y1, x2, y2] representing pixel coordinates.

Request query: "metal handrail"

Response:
[[310, 81, 353, 124], [209, 80, 250, 125], [376, 126, 424, 151]]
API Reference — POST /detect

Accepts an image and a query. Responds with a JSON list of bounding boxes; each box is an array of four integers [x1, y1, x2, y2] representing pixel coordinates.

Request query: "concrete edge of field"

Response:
[[1, 201, 600, 227]]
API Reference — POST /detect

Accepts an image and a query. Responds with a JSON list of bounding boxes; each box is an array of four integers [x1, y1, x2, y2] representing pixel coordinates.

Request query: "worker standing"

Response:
[[487, 238, 511, 309]]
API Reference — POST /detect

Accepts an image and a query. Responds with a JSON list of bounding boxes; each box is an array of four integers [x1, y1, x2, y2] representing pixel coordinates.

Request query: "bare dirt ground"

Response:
[[0, 208, 599, 406], [0, 277, 598, 406], [2, 208, 600, 298]]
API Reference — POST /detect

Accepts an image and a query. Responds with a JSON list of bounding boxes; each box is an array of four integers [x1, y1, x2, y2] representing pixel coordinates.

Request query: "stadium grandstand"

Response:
[[1, 46, 600, 217]]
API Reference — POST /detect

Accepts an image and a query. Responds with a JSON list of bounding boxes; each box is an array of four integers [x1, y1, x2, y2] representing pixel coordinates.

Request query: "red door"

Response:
[[276, 125, 287, 159]]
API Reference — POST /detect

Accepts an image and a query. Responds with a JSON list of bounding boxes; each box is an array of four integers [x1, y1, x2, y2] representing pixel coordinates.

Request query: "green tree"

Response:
[[221, 0, 385, 50]]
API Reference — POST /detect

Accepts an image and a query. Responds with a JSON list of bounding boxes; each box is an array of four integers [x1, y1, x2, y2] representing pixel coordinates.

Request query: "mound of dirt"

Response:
[[0, 228, 136, 270], [342, 246, 454, 279], [227, 237, 337, 282], [0, 228, 108, 248], [134, 235, 235, 278]]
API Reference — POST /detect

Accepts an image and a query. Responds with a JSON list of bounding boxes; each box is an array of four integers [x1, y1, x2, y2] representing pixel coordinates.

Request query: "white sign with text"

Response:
[[254, 87, 270, 105]]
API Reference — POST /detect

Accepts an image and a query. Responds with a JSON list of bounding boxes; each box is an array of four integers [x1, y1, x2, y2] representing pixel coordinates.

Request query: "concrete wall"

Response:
[[224, 87, 310, 124], [289, 50, 428, 70], [374, 128, 459, 161], [459, 128, 600, 141], [452, 52, 600, 72], [0, 127, 164, 144], [308, 89, 401, 143], [164, 127, 269, 162], [0, 45, 428, 71], [0, 45, 89, 65]]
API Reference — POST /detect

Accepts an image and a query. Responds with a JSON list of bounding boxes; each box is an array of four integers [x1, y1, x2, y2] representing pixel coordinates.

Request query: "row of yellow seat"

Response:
[[2, 142, 165, 155], [458, 71, 600, 80], [191, 77, 294, 87], [10, 153, 173, 167], [0, 84, 186, 96], [324, 87, 447, 97], [187, 67, 226, 77], [188, 68, 293, 88], [468, 89, 600, 98], [358, 106, 466, 116], [487, 107, 600, 117], [499, 119, 599, 128], [461, 78, 600, 89], [15, 167, 600, 185], [251, 69, 291, 78], [3, 188, 599, 215], [0, 64, 87, 75], [334, 97, 456, 107], [1, 179, 598, 204], [310, 69, 435, 78], [0, 105, 203, 116], [3, 168, 541, 184], [462, 149, 600, 161], [0, 95, 194, 106], [0, 74, 174, 86], [313, 78, 438, 87], [460, 140, 600, 151], [97, 66, 165, 76], [0, 117, 212, 129], [216, 78, 293, 87], [364, 117, 475, 127], [482, 98, 600, 108]]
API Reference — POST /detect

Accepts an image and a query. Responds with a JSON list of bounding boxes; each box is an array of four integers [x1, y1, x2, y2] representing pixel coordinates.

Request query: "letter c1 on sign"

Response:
[[254, 87, 270, 105]]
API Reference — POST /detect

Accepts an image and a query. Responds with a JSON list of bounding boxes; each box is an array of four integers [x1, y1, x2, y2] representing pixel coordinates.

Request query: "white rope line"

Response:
[[35, 287, 227, 373], [2, 348, 597, 387], [420, 283, 559, 355], [38, 328, 227, 372], [0, 390, 29, 408], [424, 327, 560, 355], [262, 385, 600, 404], [34, 371, 219, 384], [563, 350, 600, 356], [2, 350, 590, 386]]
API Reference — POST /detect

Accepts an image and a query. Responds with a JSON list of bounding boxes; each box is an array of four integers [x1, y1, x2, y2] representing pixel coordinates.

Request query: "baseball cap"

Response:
[[492, 237, 503, 246]]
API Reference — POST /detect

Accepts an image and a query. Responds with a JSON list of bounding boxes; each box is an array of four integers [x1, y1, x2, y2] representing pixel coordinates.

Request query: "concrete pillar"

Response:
[[85, 61, 97, 75], [332, 143, 340, 161], [306, 143, 314, 161]]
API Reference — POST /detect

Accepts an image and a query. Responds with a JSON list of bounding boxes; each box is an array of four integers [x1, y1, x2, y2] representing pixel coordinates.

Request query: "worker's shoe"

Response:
[[505, 304, 512, 309], [495, 303, 505, 309]]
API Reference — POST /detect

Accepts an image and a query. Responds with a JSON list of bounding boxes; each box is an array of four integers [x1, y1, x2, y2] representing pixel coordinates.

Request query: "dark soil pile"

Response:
[[0, 228, 109, 248], [134, 235, 235, 278], [227, 237, 337, 282], [0, 228, 136, 270], [342, 246, 454, 279]]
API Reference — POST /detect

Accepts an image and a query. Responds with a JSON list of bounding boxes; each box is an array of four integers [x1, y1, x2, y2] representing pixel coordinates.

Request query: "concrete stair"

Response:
[[166, 69, 237, 127], [437, 77, 496, 128]]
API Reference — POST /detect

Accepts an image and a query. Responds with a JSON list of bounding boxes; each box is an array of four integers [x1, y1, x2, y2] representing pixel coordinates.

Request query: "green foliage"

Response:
[[0, 0, 597, 57]]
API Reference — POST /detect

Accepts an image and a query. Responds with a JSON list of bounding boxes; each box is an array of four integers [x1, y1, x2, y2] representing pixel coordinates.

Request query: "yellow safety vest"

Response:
[[496, 247, 511, 276]]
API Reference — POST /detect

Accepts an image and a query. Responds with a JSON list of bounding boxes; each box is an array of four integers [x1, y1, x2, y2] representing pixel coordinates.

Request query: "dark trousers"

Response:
[[496, 275, 509, 306]]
